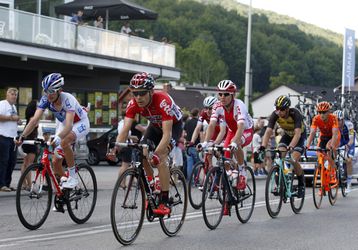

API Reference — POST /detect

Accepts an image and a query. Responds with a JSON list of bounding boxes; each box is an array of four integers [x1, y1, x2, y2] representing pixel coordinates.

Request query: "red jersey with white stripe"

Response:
[[198, 109, 226, 139], [126, 91, 182, 127], [210, 99, 253, 132]]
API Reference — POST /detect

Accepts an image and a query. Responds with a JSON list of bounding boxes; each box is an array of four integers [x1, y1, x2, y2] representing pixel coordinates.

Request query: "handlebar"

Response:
[[114, 142, 149, 149], [21, 138, 51, 146]]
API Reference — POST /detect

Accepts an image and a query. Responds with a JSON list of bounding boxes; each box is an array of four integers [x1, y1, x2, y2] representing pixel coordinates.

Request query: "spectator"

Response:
[[94, 15, 104, 29], [120, 21, 135, 35], [252, 126, 265, 176], [20, 100, 38, 190], [70, 10, 84, 25], [184, 108, 200, 180], [0, 88, 21, 192]]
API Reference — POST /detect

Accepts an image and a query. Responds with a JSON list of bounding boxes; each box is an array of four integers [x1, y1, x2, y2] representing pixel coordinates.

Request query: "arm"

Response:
[[288, 128, 302, 148], [261, 127, 273, 148], [190, 123, 202, 144], [21, 109, 43, 138], [306, 127, 317, 148], [213, 124, 227, 144], [331, 128, 339, 148], [57, 111, 75, 139], [0, 114, 19, 122], [156, 120, 173, 155]]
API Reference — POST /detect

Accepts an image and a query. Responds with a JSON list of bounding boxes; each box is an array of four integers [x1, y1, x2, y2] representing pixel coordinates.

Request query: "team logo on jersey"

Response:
[[65, 98, 72, 109]]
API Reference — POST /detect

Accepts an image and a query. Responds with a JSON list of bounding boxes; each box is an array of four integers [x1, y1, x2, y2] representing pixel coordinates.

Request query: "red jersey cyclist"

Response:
[[16, 73, 90, 189], [306, 101, 341, 181], [114, 72, 183, 216], [200, 80, 254, 190]]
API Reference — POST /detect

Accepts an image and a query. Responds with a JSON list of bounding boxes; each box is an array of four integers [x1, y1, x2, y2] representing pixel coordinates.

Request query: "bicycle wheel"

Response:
[[338, 163, 347, 197], [160, 167, 188, 237], [328, 168, 339, 206], [265, 165, 283, 218], [67, 163, 97, 224], [202, 166, 224, 230], [111, 168, 145, 246], [188, 162, 206, 209], [16, 163, 53, 230], [290, 172, 305, 214], [312, 166, 323, 209], [235, 166, 256, 223]]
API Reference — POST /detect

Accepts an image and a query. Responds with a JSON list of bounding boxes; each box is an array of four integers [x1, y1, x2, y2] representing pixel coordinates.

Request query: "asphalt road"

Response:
[[1, 164, 358, 250]]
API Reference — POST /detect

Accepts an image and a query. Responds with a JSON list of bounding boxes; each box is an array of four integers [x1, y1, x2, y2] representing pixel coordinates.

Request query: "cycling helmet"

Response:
[[316, 101, 331, 112], [129, 72, 155, 90], [41, 73, 64, 93], [217, 80, 237, 93], [274, 95, 291, 109], [333, 110, 344, 120], [203, 96, 217, 108]]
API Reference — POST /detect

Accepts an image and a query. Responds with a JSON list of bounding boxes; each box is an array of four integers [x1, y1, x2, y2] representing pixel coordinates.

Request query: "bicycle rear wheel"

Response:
[[338, 163, 347, 197], [202, 166, 224, 230], [235, 166, 256, 223], [290, 172, 305, 214], [67, 163, 97, 224], [312, 166, 323, 209], [16, 163, 52, 230], [265, 165, 283, 218], [111, 169, 145, 246], [328, 168, 339, 206], [188, 162, 206, 209], [160, 167, 187, 237]]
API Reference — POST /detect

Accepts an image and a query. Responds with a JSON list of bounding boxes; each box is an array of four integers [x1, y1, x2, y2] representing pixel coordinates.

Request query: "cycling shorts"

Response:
[[224, 126, 253, 158], [56, 117, 90, 142], [278, 133, 306, 155]]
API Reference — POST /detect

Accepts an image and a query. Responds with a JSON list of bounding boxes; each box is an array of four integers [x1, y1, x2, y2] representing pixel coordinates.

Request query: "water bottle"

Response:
[[153, 175, 161, 194], [324, 160, 329, 169], [231, 170, 238, 188]]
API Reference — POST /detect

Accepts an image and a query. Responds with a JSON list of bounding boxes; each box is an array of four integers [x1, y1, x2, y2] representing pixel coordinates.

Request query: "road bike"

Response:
[[201, 145, 255, 230], [16, 139, 97, 230], [110, 142, 187, 245], [265, 149, 305, 218], [309, 148, 339, 209]]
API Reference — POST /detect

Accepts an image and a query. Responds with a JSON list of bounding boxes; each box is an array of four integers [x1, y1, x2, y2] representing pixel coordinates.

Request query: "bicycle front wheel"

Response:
[[312, 166, 323, 209], [338, 164, 347, 197], [290, 172, 305, 214], [235, 166, 256, 223], [16, 163, 53, 230], [265, 165, 283, 218], [110, 169, 145, 246], [67, 163, 97, 224], [188, 162, 206, 209], [328, 168, 339, 206], [202, 166, 224, 230], [160, 167, 188, 237]]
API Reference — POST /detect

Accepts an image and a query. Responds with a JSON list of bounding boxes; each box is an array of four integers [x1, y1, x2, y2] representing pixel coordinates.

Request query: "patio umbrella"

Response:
[[55, 0, 158, 29]]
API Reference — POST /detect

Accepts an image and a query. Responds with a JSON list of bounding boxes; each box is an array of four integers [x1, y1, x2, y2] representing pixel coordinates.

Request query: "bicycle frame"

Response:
[[316, 150, 338, 192]]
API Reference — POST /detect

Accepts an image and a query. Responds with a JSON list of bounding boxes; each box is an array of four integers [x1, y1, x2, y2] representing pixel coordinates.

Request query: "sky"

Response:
[[236, 0, 357, 34]]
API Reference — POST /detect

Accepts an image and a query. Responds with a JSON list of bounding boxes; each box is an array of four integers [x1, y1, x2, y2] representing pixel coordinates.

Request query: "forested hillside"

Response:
[[116, 0, 357, 94]]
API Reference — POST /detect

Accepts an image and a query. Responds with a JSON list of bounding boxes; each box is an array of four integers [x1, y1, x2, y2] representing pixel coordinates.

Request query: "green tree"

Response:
[[269, 71, 296, 89]]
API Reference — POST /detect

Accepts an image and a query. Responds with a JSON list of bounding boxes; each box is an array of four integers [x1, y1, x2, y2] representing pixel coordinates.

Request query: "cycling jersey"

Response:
[[38, 92, 87, 124], [267, 108, 305, 137], [126, 91, 182, 127], [340, 120, 355, 145], [210, 99, 253, 132], [311, 113, 339, 137], [197, 109, 226, 140]]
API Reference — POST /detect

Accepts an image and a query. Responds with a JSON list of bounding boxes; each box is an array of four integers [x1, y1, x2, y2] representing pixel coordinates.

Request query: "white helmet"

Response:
[[217, 80, 237, 93], [333, 110, 344, 120], [203, 96, 217, 108]]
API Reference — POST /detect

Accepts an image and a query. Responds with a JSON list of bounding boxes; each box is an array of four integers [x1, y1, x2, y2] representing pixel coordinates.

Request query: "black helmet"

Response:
[[275, 95, 291, 109]]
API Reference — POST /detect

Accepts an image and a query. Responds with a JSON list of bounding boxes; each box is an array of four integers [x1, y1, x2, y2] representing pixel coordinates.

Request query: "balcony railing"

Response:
[[0, 6, 175, 67]]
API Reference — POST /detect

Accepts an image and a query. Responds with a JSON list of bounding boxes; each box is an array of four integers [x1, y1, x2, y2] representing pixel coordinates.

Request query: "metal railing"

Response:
[[0, 6, 175, 67]]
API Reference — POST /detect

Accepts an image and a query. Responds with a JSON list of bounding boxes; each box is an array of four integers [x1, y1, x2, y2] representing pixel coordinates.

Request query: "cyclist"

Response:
[[16, 73, 90, 189], [259, 95, 306, 197], [306, 101, 340, 182], [113, 72, 182, 216], [200, 80, 254, 191], [334, 110, 355, 193]]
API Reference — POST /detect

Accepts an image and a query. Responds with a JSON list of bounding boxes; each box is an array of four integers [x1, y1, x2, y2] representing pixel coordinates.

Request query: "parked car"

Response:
[[86, 127, 120, 166]]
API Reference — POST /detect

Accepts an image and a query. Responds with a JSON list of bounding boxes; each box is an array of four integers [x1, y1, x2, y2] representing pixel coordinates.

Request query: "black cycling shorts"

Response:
[[278, 133, 306, 154], [22, 144, 37, 154]]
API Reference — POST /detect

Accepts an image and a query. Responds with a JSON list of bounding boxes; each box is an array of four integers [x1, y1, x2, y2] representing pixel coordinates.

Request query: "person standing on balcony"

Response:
[[94, 16, 104, 29], [120, 21, 135, 35], [0, 88, 22, 192], [71, 10, 84, 25]]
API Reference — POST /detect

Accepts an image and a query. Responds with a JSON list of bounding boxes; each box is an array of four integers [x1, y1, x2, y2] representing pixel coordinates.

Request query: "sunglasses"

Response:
[[43, 89, 57, 95], [318, 111, 328, 114], [218, 93, 230, 97], [132, 91, 149, 97], [276, 107, 287, 111]]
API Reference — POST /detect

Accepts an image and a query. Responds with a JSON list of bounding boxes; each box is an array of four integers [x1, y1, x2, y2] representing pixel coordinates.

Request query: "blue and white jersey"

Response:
[[38, 92, 87, 124]]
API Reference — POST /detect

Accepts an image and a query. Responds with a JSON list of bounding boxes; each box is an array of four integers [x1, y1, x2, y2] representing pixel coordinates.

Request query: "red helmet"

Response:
[[129, 72, 155, 90], [217, 80, 237, 93], [316, 101, 331, 112]]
